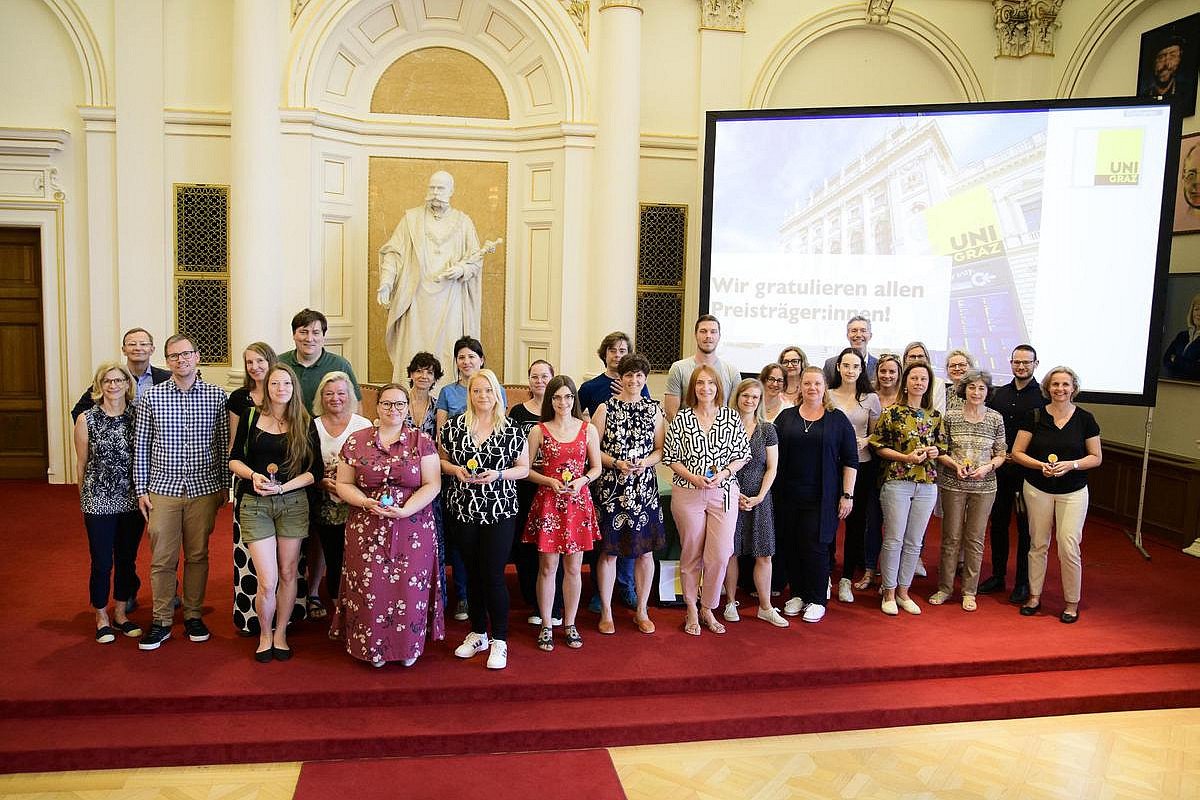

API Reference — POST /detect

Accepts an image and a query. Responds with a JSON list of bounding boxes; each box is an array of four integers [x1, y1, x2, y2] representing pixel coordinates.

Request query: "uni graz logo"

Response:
[[1094, 128, 1144, 186]]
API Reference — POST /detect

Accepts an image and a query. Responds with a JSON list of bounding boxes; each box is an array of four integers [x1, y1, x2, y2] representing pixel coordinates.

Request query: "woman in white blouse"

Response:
[[662, 365, 750, 636]]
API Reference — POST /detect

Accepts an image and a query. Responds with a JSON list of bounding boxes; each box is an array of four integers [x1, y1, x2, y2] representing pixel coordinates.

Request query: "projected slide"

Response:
[[704, 101, 1175, 402]]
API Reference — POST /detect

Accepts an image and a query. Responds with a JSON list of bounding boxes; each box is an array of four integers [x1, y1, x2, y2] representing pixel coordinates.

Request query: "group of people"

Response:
[[74, 309, 1101, 672]]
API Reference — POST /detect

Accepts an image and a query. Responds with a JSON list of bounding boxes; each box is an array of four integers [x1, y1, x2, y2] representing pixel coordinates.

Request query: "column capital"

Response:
[[700, 0, 747, 32], [600, 0, 642, 10], [993, 0, 1064, 58]]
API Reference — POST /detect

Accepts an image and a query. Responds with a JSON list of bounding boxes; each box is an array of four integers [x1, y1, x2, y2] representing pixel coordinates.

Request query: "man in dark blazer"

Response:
[[822, 316, 879, 385], [71, 327, 170, 421]]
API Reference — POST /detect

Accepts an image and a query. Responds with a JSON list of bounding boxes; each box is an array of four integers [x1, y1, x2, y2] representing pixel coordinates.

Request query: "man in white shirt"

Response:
[[663, 315, 742, 421]]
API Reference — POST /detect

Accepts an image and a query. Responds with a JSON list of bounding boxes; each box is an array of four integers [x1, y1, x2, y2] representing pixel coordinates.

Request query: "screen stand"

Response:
[[1124, 406, 1152, 560]]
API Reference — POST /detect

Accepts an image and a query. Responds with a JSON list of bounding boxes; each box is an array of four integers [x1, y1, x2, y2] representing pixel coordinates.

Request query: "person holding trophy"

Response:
[[228, 364, 321, 662]]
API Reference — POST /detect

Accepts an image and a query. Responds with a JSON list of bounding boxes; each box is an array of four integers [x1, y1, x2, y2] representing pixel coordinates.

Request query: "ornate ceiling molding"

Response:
[[560, 0, 589, 45], [993, 0, 1064, 58], [700, 0, 746, 32], [866, 0, 894, 26]]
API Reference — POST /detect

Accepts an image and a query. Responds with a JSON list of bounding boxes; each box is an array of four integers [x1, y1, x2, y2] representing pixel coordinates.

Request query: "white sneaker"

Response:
[[837, 578, 854, 603], [486, 639, 508, 669], [914, 560, 927, 578], [826, 578, 832, 600], [401, 657, 417, 667], [802, 603, 826, 623], [454, 600, 469, 621], [756, 607, 789, 628], [528, 615, 561, 626], [722, 601, 740, 622], [454, 631, 489, 658], [783, 597, 805, 616]]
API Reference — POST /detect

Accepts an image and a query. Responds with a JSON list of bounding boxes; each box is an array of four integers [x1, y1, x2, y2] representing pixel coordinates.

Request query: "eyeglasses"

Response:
[[1010, 359, 1035, 366], [165, 350, 198, 361], [378, 400, 409, 410], [947, 362, 969, 370], [124, 341, 152, 348], [780, 358, 803, 366], [552, 394, 575, 402], [101, 377, 128, 385], [764, 377, 785, 385]]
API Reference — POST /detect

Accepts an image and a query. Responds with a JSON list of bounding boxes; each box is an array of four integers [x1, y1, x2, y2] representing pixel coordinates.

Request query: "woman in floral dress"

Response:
[[524, 375, 602, 651], [334, 383, 443, 668], [590, 353, 665, 635]]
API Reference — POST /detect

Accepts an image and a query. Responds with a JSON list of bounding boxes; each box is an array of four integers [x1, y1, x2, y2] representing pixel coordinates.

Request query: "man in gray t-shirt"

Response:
[[664, 314, 743, 420]]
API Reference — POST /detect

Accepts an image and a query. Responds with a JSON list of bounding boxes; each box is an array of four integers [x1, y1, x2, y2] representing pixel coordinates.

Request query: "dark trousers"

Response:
[[452, 515, 516, 641], [84, 510, 144, 609], [840, 458, 882, 577], [988, 465, 1031, 587], [776, 501, 828, 607], [313, 521, 344, 600]]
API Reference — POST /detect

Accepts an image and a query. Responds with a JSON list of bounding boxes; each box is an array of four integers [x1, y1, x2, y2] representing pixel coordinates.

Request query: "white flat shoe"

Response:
[[897, 596, 922, 615], [802, 604, 826, 623], [756, 607, 789, 628], [837, 578, 854, 603], [723, 601, 740, 622], [881, 598, 898, 616]]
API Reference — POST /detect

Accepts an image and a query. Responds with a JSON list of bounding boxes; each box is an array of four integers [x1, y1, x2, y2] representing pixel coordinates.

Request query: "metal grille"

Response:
[[175, 185, 229, 272], [635, 292, 683, 373], [637, 204, 686, 287], [636, 203, 687, 372], [174, 184, 230, 366], [175, 278, 230, 367]]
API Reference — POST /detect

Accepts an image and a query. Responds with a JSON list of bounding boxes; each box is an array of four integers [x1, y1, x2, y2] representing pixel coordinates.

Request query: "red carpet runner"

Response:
[[0, 480, 1198, 773], [292, 750, 627, 800]]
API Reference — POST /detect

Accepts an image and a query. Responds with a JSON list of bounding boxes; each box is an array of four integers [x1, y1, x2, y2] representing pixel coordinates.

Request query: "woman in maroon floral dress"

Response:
[[334, 383, 443, 668]]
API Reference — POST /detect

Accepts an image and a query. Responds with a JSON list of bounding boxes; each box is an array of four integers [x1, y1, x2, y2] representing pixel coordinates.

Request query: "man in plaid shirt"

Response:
[[133, 333, 229, 650]]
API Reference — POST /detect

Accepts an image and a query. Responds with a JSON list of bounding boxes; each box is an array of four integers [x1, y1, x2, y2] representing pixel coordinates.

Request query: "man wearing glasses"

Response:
[[981, 344, 1046, 604], [133, 334, 229, 650], [822, 316, 878, 385], [70, 328, 170, 421]]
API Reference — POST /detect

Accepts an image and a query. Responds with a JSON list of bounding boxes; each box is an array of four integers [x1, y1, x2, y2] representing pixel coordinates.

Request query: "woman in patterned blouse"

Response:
[[74, 362, 143, 644], [869, 361, 946, 617], [439, 369, 530, 670], [663, 365, 750, 636]]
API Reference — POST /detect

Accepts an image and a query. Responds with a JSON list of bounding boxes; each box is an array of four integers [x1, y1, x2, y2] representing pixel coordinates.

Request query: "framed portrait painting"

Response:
[[1175, 132, 1200, 234], [1137, 12, 1200, 118], [1160, 273, 1200, 385]]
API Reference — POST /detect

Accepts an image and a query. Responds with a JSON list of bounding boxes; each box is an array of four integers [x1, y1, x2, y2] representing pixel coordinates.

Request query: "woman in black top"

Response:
[[773, 367, 858, 624], [229, 363, 322, 661], [1010, 367, 1102, 624]]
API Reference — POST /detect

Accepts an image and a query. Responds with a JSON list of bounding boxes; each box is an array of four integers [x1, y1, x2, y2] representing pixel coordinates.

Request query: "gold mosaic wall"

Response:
[[371, 47, 510, 119]]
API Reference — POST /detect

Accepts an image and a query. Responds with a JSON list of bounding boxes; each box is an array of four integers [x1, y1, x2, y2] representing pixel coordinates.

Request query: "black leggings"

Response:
[[775, 501, 828, 607], [452, 515, 516, 641], [312, 521, 345, 600], [839, 457, 881, 578]]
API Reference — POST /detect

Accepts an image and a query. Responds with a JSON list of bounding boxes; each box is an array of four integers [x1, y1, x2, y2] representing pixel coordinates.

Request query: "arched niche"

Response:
[[752, 8, 983, 109], [371, 46, 510, 119]]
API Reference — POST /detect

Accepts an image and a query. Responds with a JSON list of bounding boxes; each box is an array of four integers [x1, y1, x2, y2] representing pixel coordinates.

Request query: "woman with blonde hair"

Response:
[[334, 382, 443, 667], [228, 363, 322, 661], [75, 362, 143, 644], [311, 371, 372, 624], [439, 369, 530, 669], [873, 353, 902, 409], [663, 365, 750, 635], [773, 367, 858, 624]]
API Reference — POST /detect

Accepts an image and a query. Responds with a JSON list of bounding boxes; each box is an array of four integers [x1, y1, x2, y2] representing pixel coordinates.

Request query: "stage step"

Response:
[[5, 661, 1198, 773]]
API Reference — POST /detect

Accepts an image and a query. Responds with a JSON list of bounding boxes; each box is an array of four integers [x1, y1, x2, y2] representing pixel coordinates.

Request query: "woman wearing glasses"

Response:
[[758, 363, 792, 422], [75, 362, 143, 644], [524, 375, 601, 650], [777, 347, 809, 406], [334, 383, 443, 667]]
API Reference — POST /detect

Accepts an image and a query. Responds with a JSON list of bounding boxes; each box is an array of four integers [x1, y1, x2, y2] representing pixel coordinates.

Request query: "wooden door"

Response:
[[0, 227, 48, 479]]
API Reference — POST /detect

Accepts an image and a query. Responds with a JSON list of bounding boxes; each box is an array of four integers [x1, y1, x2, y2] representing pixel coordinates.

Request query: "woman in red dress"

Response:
[[524, 375, 602, 651]]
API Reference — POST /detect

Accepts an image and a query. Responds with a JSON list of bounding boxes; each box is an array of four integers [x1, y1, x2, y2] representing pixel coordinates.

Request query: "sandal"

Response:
[[699, 609, 727, 635], [853, 570, 875, 591], [635, 615, 656, 634], [307, 596, 327, 620], [537, 626, 553, 651], [683, 617, 701, 636], [564, 625, 583, 649], [962, 595, 977, 612]]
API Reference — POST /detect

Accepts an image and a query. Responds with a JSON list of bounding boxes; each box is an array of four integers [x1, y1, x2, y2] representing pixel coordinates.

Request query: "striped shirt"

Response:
[[133, 377, 229, 498]]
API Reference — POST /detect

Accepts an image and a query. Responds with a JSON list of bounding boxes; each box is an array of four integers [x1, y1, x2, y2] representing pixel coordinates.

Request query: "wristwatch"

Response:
[[840, 492, 853, 500]]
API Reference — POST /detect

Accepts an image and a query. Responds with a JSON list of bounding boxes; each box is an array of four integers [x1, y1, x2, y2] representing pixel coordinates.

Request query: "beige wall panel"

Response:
[[483, 9, 527, 53], [423, 0, 465, 22], [323, 158, 349, 200], [526, 225, 552, 323], [328, 51, 357, 97], [371, 47, 509, 118], [322, 219, 346, 318], [523, 62, 554, 108], [164, 0, 233, 110], [367, 157, 508, 383], [0, 0, 86, 127], [767, 26, 965, 108], [640, 0, 700, 133], [0, 170, 46, 198], [529, 166, 552, 204], [358, 3, 403, 43]]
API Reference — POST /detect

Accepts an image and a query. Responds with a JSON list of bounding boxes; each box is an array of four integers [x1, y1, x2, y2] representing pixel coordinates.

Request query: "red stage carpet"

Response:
[[292, 749, 626, 800], [1, 479, 1198, 773]]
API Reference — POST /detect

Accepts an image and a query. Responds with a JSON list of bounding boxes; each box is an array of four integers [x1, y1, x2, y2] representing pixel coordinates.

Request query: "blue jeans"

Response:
[[879, 481, 937, 590]]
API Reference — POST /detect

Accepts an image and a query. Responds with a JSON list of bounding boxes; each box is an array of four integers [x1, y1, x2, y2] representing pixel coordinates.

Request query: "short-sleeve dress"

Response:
[[733, 421, 778, 557], [332, 426, 444, 664], [523, 422, 600, 554], [594, 397, 666, 558]]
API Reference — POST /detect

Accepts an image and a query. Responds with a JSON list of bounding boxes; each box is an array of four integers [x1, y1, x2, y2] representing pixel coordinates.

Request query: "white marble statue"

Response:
[[377, 171, 499, 383]]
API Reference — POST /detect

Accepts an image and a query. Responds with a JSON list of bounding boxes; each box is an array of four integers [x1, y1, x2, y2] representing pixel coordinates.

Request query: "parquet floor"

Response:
[[1, 709, 1196, 799]]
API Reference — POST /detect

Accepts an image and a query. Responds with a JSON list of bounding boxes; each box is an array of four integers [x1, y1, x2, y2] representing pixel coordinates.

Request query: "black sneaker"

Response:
[[138, 624, 172, 650], [184, 618, 211, 642], [977, 575, 1006, 595]]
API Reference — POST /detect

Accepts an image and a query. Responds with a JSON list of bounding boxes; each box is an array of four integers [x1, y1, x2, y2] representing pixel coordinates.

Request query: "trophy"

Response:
[[704, 466, 716, 479], [266, 463, 279, 490], [379, 467, 395, 507], [466, 457, 480, 475], [561, 468, 574, 483], [1047, 453, 1059, 475]]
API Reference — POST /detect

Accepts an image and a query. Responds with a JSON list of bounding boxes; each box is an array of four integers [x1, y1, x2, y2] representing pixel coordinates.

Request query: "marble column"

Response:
[[590, 1, 642, 357], [229, 0, 285, 380]]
